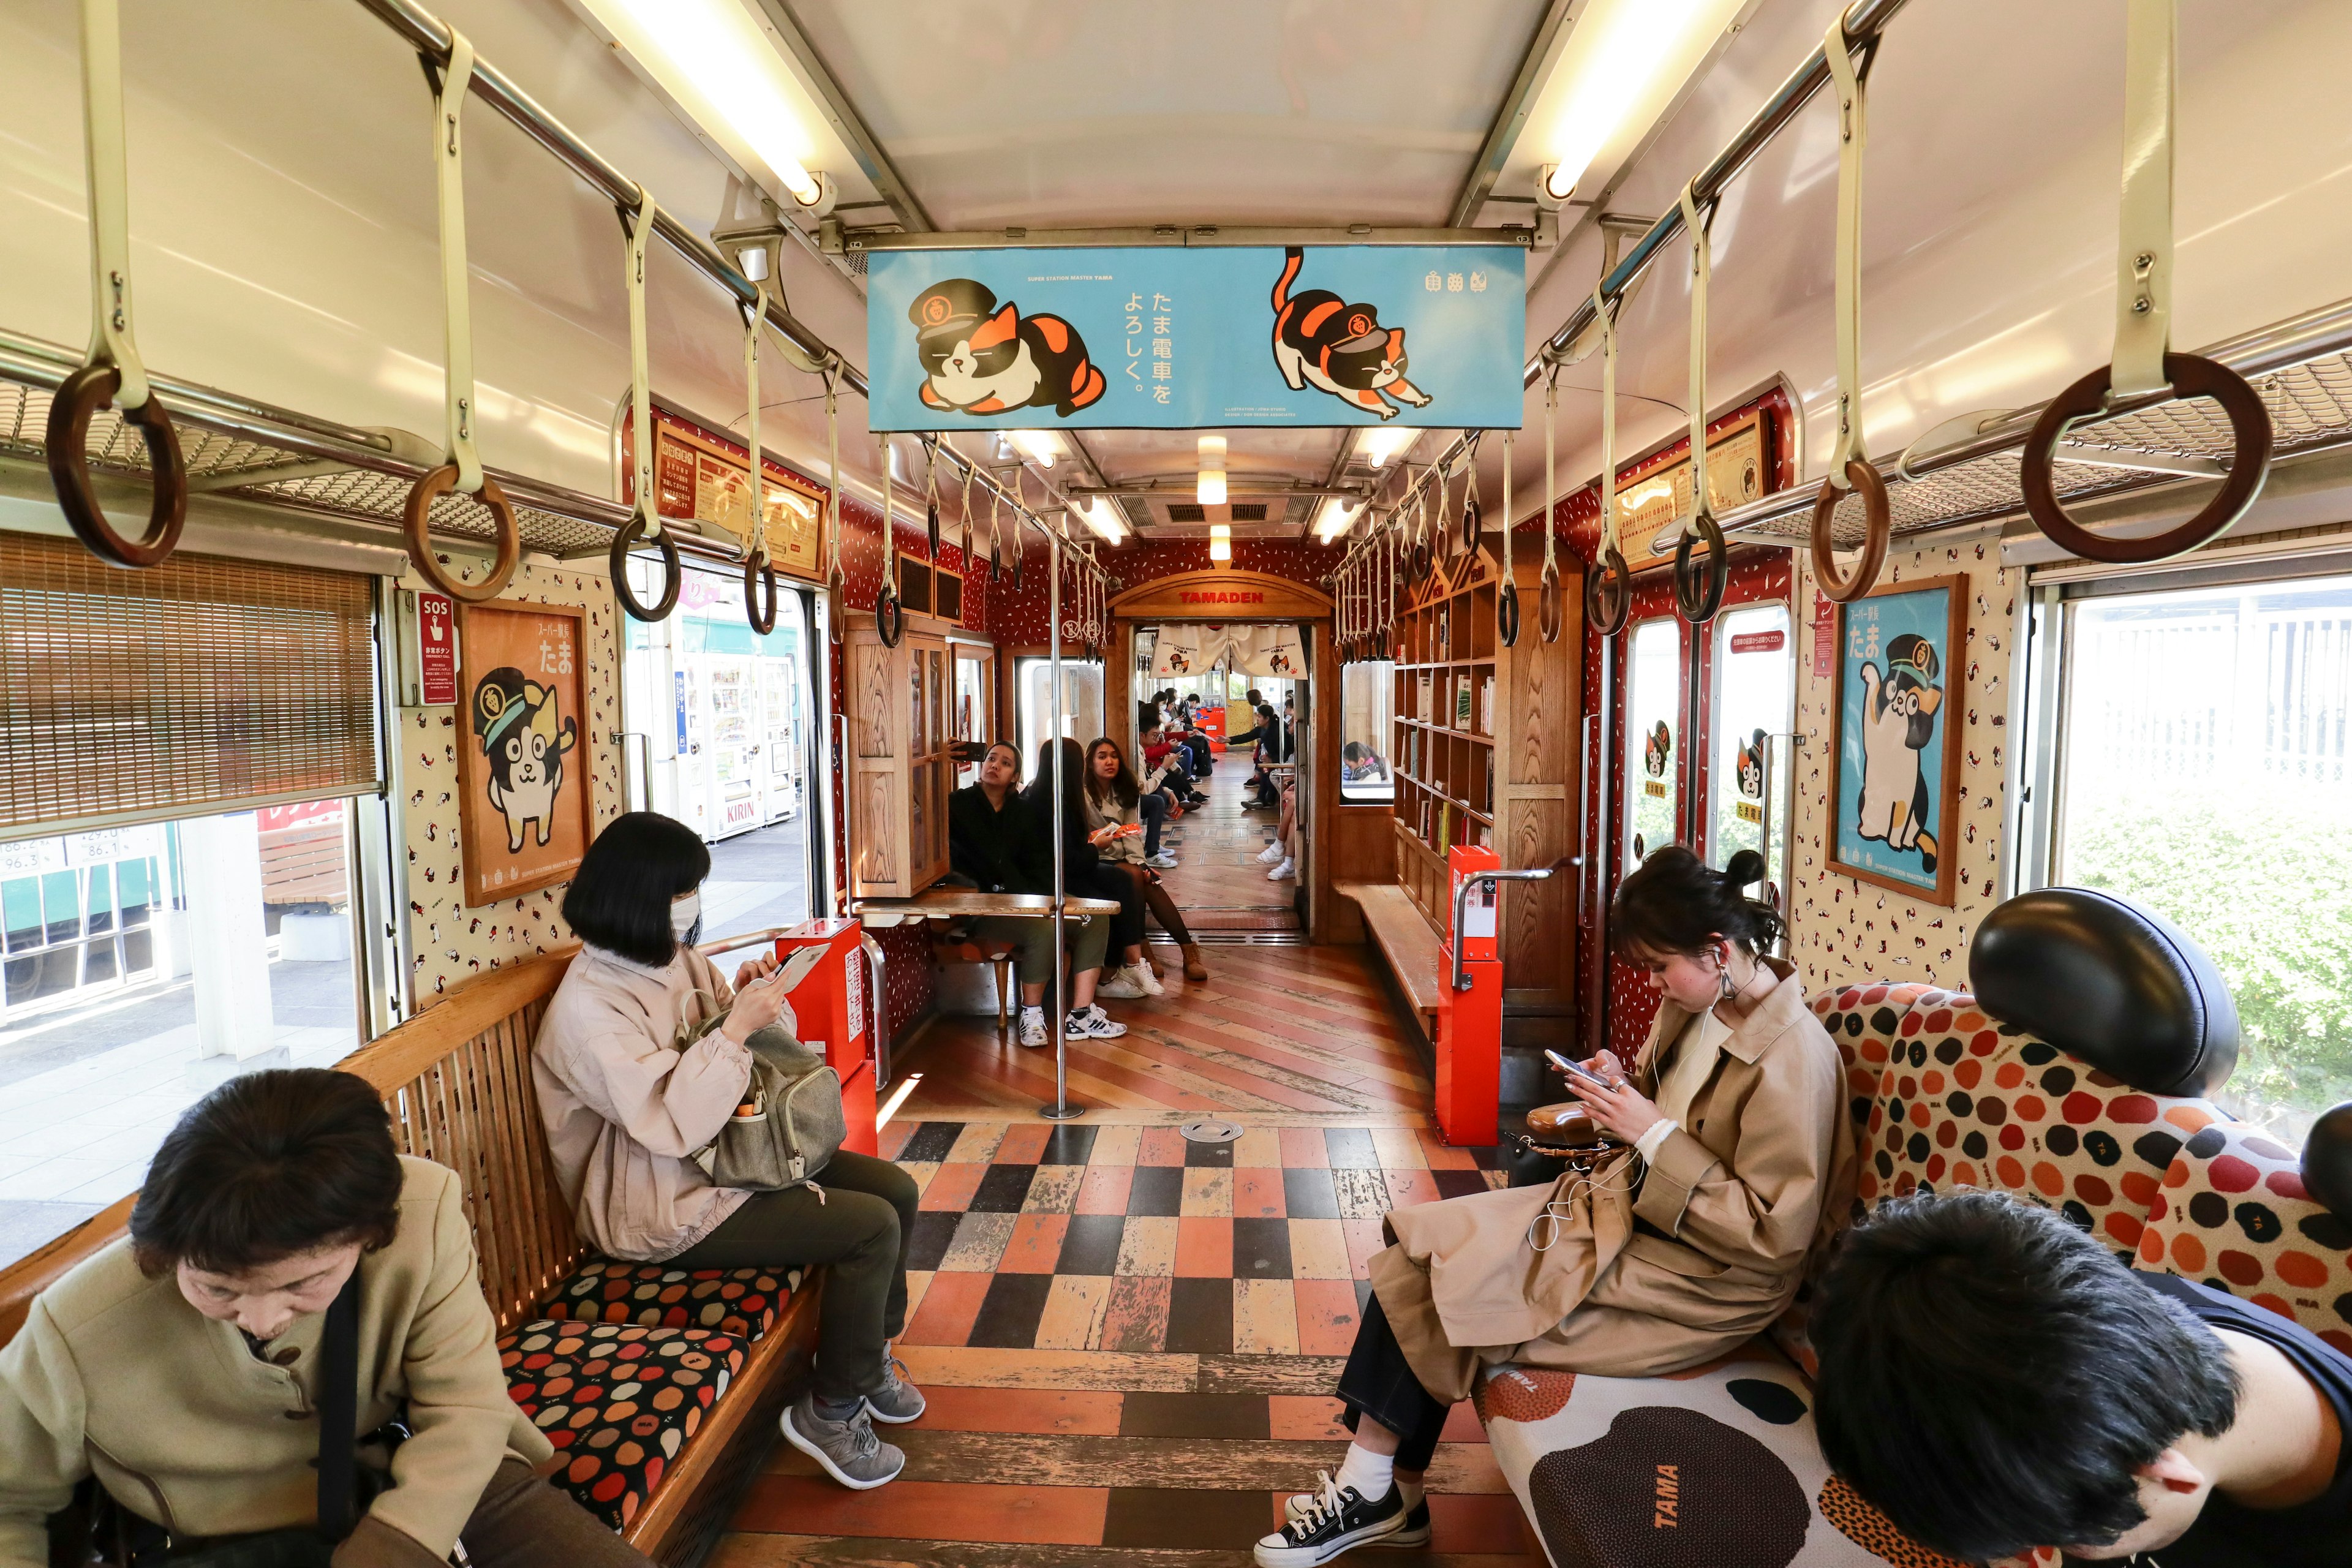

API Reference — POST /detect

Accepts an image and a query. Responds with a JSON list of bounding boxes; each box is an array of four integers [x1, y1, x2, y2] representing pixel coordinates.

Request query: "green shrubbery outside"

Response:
[[2067, 778, 2352, 1140]]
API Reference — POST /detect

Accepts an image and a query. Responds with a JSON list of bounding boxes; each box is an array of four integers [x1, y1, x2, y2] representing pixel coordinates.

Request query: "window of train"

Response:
[[1341, 660, 1395, 801], [2046, 570, 2352, 1142], [1624, 618, 1681, 870], [0, 802, 364, 1264], [1016, 655, 1104, 777], [1708, 603, 1794, 905]]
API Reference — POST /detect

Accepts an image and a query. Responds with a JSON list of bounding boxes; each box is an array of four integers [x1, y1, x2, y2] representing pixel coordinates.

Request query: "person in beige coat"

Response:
[[532, 812, 922, 1494], [1257, 847, 1855, 1567], [0, 1068, 641, 1568]]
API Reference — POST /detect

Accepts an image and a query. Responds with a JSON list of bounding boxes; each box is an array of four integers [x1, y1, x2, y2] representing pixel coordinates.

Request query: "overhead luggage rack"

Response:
[[1677, 296, 2352, 556], [0, 329, 628, 561]]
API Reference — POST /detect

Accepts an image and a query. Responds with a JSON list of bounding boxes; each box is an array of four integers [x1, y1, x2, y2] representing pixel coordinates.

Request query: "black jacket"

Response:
[[949, 783, 1048, 894]]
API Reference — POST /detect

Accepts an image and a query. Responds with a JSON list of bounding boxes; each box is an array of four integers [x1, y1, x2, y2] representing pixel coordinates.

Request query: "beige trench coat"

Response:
[[1372, 960, 1855, 1399]]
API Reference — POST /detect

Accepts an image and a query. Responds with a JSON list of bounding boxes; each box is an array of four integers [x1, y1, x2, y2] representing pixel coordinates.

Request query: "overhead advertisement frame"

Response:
[[865, 245, 1526, 432]]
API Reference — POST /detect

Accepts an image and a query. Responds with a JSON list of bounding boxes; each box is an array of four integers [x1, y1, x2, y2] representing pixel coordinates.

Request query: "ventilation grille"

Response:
[[1230, 504, 1268, 521], [1166, 503, 1207, 522]]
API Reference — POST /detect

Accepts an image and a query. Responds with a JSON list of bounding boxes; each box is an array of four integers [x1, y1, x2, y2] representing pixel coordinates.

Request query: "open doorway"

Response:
[[1133, 621, 1308, 933]]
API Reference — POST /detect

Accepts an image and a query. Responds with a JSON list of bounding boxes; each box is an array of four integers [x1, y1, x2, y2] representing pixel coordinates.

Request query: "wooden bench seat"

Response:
[[0, 951, 815, 1568], [1335, 882, 1444, 1042]]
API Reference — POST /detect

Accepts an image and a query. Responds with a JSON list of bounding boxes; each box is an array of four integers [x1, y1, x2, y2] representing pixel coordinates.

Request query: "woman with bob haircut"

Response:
[[0, 1068, 643, 1568], [1254, 845, 1853, 1567], [533, 811, 922, 1493], [1082, 736, 1209, 988]]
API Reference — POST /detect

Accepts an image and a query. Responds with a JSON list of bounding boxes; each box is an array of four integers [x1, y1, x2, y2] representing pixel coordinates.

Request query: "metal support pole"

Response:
[[1041, 533, 1083, 1120]]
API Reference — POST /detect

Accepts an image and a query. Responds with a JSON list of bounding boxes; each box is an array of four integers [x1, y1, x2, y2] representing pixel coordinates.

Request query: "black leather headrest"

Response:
[[1967, 888, 2239, 1096], [2304, 1103, 2352, 1221]]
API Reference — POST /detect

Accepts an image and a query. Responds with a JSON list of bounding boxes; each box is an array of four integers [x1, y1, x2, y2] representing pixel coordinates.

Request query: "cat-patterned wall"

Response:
[[1786, 538, 2016, 995], [398, 558, 624, 1008]]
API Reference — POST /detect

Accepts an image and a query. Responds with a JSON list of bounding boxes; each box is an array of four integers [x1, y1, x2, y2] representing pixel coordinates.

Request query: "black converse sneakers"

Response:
[[1253, 1473, 1409, 1566], [1283, 1487, 1430, 1548]]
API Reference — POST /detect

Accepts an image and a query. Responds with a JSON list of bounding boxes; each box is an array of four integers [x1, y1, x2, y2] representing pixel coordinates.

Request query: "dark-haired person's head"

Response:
[[1246, 688, 1262, 706], [560, 810, 710, 965], [130, 1068, 404, 1340], [979, 739, 1022, 792], [1030, 736, 1090, 817], [1608, 845, 1780, 1012], [1811, 1190, 2241, 1561]]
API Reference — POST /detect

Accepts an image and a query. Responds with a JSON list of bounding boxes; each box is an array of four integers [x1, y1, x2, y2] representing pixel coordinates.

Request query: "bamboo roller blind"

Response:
[[0, 533, 380, 837]]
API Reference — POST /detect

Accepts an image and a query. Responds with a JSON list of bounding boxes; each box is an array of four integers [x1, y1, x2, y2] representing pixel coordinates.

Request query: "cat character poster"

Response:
[[908, 279, 1107, 417], [1269, 247, 1433, 421], [1829, 576, 1966, 905], [455, 601, 595, 905]]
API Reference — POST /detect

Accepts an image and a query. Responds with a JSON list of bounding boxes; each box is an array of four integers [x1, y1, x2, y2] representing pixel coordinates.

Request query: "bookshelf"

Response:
[[1390, 541, 1582, 1031]]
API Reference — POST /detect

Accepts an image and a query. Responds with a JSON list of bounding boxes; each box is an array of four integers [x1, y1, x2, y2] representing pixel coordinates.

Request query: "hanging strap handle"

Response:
[[922, 439, 942, 562], [1584, 288, 1632, 636], [740, 287, 778, 634], [957, 453, 975, 566], [399, 31, 519, 603], [46, 0, 188, 569], [610, 183, 680, 622], [875, 435, 905, 646], [1808, 15, 1891, 602], [1672, 181, 1728, 625], [1497, 429, 1520, 647], [2017, 0, 2270, 564], [1459, 440, 1483, 554], [1538, 370, 1564, 643]]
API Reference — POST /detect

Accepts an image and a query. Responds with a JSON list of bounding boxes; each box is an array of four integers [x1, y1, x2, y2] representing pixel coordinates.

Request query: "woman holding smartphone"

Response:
[[1030, 738, 1150, 1028], [532, 813, 924, 1494], [1256, 846, 1853, 1567], [1082, 736, 1210, 989]]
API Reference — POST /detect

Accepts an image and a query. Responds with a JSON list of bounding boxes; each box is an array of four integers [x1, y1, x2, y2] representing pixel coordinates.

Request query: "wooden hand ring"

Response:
[[45, 363, 187, 570], [404, 463, 522, 603], [1809, 459, 1889, 603]]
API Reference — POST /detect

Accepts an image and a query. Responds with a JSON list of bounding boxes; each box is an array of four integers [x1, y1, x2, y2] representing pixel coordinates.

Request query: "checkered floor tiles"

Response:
[[716, 1118, 1547, 1564]]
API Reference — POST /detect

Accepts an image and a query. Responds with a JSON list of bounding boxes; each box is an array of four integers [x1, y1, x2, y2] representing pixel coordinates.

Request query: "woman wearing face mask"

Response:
[[532, 812, 922, 1494], [1256, 846, 1852, 1567]]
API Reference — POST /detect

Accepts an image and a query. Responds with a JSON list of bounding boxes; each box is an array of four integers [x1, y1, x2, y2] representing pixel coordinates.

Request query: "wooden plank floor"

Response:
[[717, 871, 1550, 1563], [1148, 752, 1302, 929]]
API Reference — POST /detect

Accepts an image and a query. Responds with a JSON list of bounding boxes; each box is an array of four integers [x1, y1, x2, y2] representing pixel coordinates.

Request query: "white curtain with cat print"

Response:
[[1150, 624, 1207, 680], [1238, 624, 1306, 678]]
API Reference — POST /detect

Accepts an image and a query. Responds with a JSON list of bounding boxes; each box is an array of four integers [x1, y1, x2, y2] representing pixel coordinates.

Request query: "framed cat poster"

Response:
[[1827, 575, 1966, 906], [454, 600, 593, 907]]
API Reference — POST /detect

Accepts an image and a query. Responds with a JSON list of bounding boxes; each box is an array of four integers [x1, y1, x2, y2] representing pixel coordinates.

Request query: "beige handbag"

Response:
[[679, 947, 846, 1192]]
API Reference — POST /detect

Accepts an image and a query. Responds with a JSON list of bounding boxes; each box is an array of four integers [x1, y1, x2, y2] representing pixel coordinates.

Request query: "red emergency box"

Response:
[[1433, 845, 1502, 1147], [773, 918, 878, 1156]]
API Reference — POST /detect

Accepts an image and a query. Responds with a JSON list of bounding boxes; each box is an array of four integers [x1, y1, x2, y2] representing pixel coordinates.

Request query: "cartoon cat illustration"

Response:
[[474, 665, 577, 854], [1643, 720, 1672, 778], [1855, 632, 1942, 873], [1269, 247, 1432, 420], [1737, 728, 1767, 798], [908, 279, 1106, 417]]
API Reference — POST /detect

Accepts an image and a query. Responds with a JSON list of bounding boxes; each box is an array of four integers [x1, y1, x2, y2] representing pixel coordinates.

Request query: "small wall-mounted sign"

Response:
[[1730, 629, 1786, 655], [398, 588, 459, 707], [1736, 799, 1765, 824]]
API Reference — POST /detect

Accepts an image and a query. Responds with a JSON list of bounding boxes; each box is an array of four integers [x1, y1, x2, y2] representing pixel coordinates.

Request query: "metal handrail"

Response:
[[1349, 0, 1912, 552], [1449, 866, 1557, 992], [350, 0, 1113, 584]]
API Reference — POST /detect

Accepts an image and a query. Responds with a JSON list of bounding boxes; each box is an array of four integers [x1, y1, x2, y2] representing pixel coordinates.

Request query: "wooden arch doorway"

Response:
[[1107, 569, 1340, 942]]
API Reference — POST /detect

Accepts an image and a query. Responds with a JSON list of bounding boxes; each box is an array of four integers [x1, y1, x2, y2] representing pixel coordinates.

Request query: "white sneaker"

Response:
[[1147, 851, 1179, 869], [1066, 1005, 1128, 1039], [1257, 841, 1285, 864], [1268, 858, 1295, 881], [1018, 1005, 1049, 1048], [1136, 962, 1166, 997], [1096, 966, 1148, 1000]]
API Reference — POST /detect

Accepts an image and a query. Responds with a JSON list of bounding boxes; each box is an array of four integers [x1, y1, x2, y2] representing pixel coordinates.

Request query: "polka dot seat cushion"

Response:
[[537, 1258, 797, 1341], [500, 1320, 745, 1529], [2135, 1118, 2352, 1354]]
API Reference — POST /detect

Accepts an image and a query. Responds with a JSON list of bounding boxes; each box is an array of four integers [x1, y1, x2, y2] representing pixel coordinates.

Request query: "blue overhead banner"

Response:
[[864, 245, 1526, 431]]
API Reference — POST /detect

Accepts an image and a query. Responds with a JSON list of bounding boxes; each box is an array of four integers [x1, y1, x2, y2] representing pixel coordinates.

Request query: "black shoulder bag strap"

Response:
[[314, 1270, 362, 1543]]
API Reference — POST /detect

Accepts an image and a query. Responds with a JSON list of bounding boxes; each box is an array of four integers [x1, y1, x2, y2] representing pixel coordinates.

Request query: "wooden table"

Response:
[[852, 888, 1121, 925]]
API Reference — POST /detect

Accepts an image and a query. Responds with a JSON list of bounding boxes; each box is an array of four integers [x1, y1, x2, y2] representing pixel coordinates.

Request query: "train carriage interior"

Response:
[[6, 1, 2352, 1565]]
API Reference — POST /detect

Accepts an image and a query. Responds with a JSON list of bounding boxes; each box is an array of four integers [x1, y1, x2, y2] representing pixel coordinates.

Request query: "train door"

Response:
[[1705, 598, 1798, 918], [1016, 654, 1104, 773]]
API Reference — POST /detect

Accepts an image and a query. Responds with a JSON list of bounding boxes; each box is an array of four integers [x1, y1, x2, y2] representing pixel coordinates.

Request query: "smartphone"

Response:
[[1545, 1048, 1621, 1094]]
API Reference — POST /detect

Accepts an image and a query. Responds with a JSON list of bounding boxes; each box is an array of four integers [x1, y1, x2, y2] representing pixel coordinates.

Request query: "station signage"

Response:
[[864, 244, 1526, 431]]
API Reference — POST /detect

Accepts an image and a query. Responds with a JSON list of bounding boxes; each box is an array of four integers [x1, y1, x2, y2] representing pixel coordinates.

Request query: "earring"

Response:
[[1717, 947, 1736, 1005]]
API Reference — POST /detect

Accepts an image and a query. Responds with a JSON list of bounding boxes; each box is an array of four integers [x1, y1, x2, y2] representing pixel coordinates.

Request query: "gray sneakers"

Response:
[[863, 1348, 927, 1424], [781, 1392, 905, 1489]]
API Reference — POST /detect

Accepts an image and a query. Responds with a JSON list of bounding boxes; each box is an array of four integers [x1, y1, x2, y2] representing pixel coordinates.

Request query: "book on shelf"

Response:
[[1455, 678, 1472, 729], [1417, 674, 1434, 722], [1479, 675, 1496, 734], [1438, 801, 1452, 851]]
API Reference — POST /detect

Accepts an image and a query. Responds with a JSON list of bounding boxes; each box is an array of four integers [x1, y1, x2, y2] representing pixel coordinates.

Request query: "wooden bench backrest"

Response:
[[0, 952, 582, 1345]]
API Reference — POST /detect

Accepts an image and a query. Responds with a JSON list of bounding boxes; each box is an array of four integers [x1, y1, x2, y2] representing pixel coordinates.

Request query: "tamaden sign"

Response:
[[865, 245, 1526, 431]]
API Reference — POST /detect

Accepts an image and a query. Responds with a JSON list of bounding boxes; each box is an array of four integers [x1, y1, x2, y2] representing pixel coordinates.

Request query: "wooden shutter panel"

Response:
[[0, 533, 380, 839]]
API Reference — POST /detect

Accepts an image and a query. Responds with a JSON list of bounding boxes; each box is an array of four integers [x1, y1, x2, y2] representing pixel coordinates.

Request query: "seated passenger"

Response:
[[948, 740, 1122, 1044], [1084, 736, 1209, 985], [0, 1068, 648, 1568], [1031, 737, 1150, 1023], [1229, 703, 1286, 810], [1811, 1189, 2350, 1567], [532, 812, 924, 1493], [1141, 721, 1210, 808], [1343, 741, 1389, 783], [1257, 846, 1849, 1567]]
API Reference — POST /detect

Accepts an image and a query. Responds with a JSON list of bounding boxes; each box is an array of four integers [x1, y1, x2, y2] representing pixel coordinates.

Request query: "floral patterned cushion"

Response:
[[500, 1320, 745, 1529], [537, 1258, 796, 1341], [2135, 1118, 2352, 1354]]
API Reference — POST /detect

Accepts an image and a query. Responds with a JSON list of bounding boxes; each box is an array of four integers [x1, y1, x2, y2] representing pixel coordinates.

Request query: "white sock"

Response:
[[1334, 1442, 1395, 1502]]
